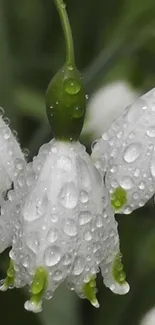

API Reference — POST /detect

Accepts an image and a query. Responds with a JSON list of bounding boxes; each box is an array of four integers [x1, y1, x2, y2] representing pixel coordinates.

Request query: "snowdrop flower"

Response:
[[83, 81, 139, 139], [0, 0, 129, 313], [0, 109, 25, 253], [92, 88, 155, 214], [3, 139, 129, 312]]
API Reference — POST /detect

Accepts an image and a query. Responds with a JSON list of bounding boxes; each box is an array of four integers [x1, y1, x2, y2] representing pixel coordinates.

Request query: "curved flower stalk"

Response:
[[3, 139, 129, 312], [92, 88, 155, 214]]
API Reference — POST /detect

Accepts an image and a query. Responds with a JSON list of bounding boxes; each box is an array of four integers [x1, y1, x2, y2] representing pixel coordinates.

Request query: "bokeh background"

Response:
[[0, 0, 155, 324]]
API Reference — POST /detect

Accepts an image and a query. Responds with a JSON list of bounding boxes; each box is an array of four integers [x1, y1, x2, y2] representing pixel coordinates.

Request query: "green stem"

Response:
[[54, 0, 75, 67]]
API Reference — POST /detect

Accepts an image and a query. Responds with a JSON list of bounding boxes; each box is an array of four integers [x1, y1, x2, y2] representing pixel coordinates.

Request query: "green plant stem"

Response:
[[54, 0, 75, 67]]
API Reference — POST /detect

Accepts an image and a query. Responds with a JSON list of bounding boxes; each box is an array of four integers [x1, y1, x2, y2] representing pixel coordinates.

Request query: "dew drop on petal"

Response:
[[119, 177, 133, 190], [44, 246, 61, 266], [123, 143, 142, 163], [64, 219, 77, 237], [47, 228, 58, 243], [146, 127, 155, 138], [72, 256, 85, 275], [59, 182, 78, 209], [61, 253, 72, 265], [79, 211, 92, 225], [80, 190, 88, 203]]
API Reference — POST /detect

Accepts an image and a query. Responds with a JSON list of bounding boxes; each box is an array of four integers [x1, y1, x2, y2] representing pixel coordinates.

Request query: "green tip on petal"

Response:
[[0, 259, 16, 290], [83, 277, 99, 308], [25, 267, 48, 313], [112, 253, 127, 285], [46, 64, 86, 141], [111, 187, 127, 211]]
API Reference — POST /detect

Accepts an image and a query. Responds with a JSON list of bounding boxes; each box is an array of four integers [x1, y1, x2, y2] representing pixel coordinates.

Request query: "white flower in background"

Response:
[[3, 139, 129, 312], [92, 88, 155, 214], [140, 308, 155, 325], [0, 109, 25, 253], [83, 80, 139, 139]]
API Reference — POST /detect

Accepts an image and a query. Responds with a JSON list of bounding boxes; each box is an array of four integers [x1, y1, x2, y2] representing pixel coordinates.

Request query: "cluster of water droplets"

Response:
[[7, 139, 128, 310], [91, 88, 155, 213]]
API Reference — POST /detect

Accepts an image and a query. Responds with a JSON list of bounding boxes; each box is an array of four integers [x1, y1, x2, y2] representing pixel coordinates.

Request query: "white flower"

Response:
[[140, 308, 155, 325], [91, 88, 155, 214], [0, 110, 25, 253], [4, 139, 129, 312], [83, 81, 139, 139]]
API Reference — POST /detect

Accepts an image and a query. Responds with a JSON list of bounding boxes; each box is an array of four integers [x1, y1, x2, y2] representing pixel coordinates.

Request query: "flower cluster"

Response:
[[0, 87, 154, 312]]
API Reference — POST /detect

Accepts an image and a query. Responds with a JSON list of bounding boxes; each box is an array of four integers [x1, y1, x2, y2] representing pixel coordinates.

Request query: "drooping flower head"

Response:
[[92, 88, 155, 214], [7, 139, 128, 312], [0, 0, 129, 313]]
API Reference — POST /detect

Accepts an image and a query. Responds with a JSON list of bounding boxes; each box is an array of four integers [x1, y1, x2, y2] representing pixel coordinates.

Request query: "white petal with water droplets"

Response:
[[92, 88, 155, 213]]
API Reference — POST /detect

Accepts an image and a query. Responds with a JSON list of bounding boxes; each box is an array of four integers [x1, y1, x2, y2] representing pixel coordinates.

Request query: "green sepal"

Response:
[[46, 64, 86, 141]]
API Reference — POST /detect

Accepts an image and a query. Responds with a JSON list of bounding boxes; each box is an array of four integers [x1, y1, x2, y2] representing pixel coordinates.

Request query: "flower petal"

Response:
[[92, 88, 155, 213]]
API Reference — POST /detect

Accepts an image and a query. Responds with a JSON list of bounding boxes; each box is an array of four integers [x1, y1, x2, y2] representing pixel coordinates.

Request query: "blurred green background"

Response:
[[1, 0, 155, 324]]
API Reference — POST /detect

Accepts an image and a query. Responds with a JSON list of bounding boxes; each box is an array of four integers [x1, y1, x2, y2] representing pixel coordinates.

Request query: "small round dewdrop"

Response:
[[92, 88, 155, 213], [8, 139, 129, 311]]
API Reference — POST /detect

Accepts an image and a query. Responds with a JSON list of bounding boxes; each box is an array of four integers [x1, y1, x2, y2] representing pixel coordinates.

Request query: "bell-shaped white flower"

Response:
[[91, 88, 155, 214], [0, 110, 25, 253], [3, 139, 129, 312]]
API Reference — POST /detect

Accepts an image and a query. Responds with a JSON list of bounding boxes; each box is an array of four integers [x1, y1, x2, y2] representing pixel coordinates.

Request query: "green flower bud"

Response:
[[46, 64, 86, 141]]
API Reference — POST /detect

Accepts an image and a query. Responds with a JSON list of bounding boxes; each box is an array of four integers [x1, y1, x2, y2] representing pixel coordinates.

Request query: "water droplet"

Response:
[[146, 127, 155, 137], [51, 214, 58, 223], [45, 290, 53, 300], [64, 219, 77, 236], [119, 177, 133, 190], [72, 256, 85, 275], [61, 253, 72, 265], [64, 78, 81, 95], [138, 181, 145, 190], [1, 127, 11, 139], [96, 214, 103, 228], [123, 143, 141, 163], [134, 168, 140, 177], [84, 231, 92, 241], [80, 190, 88, 203], [26, 235, 39, 254], [52, 270, 63, 281], [44, 245, 61, 266], [73, 106, 84, 118], [59, 182, 78, 209], [57, 156, 72, 171], [68, 64, 73, 71], [79, 211, 92, 225], [47, 228, 58, 243]]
